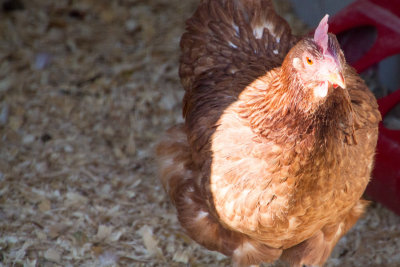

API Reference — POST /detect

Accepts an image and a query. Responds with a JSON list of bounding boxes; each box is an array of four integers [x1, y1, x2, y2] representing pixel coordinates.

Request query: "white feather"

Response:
[[228, 41, 238, 49]]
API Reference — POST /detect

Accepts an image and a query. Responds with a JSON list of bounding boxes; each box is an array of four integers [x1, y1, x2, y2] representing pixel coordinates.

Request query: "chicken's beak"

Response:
[[328, 70, 346, 89]]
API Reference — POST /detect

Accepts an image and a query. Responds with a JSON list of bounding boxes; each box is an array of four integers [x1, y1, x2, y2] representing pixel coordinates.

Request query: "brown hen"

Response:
[[156, 0, 381, 266]]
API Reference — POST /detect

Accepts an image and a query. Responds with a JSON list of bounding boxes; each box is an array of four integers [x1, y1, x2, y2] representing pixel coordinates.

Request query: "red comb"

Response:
[[314, 14, 330, 54]]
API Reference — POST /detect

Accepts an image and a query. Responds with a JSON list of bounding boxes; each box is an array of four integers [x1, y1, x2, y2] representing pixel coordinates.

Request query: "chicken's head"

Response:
[[288, 15, 346, 99]]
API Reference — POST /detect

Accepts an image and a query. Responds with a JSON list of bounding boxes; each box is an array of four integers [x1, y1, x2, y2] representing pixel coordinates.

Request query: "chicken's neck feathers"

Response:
[[238, 67, 354, 152]]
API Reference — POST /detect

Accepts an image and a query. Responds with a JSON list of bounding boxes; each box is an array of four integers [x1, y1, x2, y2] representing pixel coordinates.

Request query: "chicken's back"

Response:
[[181, 0, 299, 98], [180, 0, 294, 91]]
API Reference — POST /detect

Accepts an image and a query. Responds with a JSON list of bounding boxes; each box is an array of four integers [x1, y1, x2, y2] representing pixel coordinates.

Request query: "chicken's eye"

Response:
[[306, 57, 313, 65]]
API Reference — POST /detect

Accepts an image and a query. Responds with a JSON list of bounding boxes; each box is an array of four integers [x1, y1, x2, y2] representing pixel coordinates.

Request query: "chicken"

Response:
[[156, 0, 381, 266]]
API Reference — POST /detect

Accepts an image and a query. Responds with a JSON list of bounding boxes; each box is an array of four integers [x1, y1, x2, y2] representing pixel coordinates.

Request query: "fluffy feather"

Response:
[[157, 0, 381, 266]]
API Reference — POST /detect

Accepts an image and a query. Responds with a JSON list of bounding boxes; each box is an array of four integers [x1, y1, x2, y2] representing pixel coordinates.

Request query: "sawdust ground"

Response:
[[0, 0, 399, 266]]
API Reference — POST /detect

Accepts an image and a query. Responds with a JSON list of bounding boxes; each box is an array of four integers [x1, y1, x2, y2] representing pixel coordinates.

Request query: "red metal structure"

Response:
[[329, 0, 400, 215]]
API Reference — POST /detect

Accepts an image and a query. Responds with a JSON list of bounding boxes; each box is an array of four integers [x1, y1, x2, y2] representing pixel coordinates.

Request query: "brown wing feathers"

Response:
[[180, 0, 294, 95]]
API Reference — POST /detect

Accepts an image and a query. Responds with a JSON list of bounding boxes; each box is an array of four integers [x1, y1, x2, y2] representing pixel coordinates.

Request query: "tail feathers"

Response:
[[156, 124, 237, 254], [156, 124, 195, 204]]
